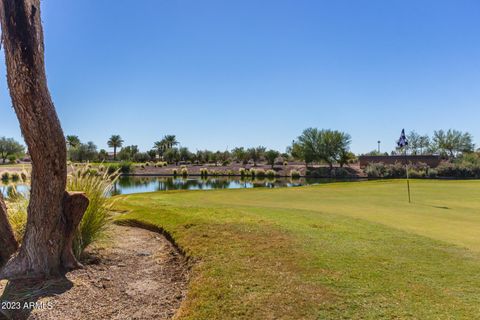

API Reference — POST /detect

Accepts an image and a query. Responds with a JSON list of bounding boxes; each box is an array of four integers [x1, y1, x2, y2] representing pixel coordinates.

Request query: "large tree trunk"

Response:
[[0, 0, 88, 280]]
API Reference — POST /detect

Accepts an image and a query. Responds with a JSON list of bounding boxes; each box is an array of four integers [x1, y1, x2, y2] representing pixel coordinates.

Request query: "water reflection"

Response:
[[112, 176, 325, 195], [0, 184, 29, 198], [2, 176, 346, 197]]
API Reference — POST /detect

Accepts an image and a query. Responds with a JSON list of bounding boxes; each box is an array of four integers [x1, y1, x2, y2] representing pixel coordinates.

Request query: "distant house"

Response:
[[358, 155, 442, 168]]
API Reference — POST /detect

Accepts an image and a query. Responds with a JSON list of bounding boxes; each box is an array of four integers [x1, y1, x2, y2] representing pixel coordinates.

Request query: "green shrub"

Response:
[[457, 152, 480, 166], [333, 167, 351, 178], [436, 162, 478, 178], [107, 162, 132, 175], [290, 169, 301, 178], [365, 162, 433, 179], [119, 161, 132, 174], [172, 168, 178, 176], [365, 163, 400, 178], [408, 169, 425, 179], [107, 163, 120, 175], [427, 168, 438, 178], [7, 155, 17, 164], [133, 152, 150, 163], [386, 162, 406, 178], [181, 167, 188, 177]]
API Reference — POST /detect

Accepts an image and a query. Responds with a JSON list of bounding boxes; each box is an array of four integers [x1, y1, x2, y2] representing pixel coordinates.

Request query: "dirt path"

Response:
[[0, 225, 189, 320]]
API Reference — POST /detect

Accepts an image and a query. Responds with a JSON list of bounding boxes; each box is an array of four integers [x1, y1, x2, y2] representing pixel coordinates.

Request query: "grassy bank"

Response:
[[113, 180, 480, 319]]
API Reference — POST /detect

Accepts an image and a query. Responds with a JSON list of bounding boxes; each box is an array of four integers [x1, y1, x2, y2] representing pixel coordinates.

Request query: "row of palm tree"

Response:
[[67, 134, 178, 161]]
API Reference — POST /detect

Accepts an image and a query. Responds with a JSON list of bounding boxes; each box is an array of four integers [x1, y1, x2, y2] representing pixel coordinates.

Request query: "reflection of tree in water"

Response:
[[114, 176, 326, 193], [117, 177, 152, 188]]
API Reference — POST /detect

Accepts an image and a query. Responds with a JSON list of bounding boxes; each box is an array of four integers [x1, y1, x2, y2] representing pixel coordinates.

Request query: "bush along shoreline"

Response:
[[364, 157, 480, 179]]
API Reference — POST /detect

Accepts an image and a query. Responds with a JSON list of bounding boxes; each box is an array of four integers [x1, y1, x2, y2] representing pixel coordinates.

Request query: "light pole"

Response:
[[377, 140, 381, 154]]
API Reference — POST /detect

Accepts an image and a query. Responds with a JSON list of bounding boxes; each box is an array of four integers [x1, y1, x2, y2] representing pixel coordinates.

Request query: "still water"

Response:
[[112, 176, 328, 195], [1, 176, 343, 197]]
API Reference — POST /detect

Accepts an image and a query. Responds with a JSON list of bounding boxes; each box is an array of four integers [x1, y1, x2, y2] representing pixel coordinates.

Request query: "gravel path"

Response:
[[0, 225, 189, 320]]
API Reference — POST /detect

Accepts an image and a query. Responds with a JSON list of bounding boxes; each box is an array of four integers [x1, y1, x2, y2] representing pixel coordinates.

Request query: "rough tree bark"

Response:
[[0, 0, 89, 279]]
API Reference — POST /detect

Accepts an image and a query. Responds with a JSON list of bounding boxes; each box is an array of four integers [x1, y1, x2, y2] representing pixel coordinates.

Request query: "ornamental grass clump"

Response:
[[266, 169, 276, 178], [254, 169, 266, 177], [6, 165, 117, 258], [1, 172, 10, 182], [10, 172, 20, 182], [239, 168, 246, 177], [68, 166, 118, 258], [181, 167, 189, 178], [20, 171, 28, 182], [5, 188, 28, 242], [290, 169, 301, 178], [200, 168, 209, 177]]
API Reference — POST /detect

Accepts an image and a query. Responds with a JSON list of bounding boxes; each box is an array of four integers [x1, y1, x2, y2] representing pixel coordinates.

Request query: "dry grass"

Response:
[[5, 165, 117, 258]]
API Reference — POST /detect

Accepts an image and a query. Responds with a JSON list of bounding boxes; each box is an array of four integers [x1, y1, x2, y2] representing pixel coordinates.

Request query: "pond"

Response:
[[1, 176, 346, 197], [112, 176, 333, 195]]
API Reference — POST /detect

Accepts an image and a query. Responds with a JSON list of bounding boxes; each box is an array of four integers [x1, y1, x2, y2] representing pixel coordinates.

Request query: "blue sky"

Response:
[[1, 0, 479, 154]]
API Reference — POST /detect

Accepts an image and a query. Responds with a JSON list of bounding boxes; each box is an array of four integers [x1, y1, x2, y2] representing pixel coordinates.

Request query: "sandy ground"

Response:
[[0, 225, 189, 320]]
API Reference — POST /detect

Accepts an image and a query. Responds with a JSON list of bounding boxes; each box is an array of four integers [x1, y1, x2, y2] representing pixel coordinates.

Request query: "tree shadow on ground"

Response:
[[0, 277, 72, 320]]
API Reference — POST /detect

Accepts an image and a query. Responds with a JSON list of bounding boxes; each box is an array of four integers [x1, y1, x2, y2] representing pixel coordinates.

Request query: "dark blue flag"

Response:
[[397, 129, 408, 148]]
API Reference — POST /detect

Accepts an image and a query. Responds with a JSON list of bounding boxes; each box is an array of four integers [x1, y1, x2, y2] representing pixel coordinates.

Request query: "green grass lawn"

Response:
[[114, 180, 480, 319]]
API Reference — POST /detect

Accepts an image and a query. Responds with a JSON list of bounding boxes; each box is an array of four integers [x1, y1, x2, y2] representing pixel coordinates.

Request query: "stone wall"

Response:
[[358, 155, 442, 168]]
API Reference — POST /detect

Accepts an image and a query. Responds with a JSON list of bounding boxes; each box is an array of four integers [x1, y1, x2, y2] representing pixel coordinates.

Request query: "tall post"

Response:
[[404, 149, 411, 203]]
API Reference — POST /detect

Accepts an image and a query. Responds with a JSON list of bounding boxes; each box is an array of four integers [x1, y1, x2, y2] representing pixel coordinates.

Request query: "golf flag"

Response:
[[397, 129, 408, 148], [397, 129, 411, 203]]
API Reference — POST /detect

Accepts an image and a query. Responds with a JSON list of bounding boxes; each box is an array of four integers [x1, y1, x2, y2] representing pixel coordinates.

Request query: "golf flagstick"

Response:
[[397, 129, 411, 203], [404, 148, 411, 203]]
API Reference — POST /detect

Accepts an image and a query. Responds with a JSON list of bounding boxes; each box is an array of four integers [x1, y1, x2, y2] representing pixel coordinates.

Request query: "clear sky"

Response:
[[1, 0, 479, 154]]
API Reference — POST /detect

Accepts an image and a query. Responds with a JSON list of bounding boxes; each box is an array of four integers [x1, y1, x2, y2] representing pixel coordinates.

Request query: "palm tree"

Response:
[[163, 135, 178, 149], [108, 135, 124, 160], [66, 135, 80, 149], [153, 140, 168, 159]]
